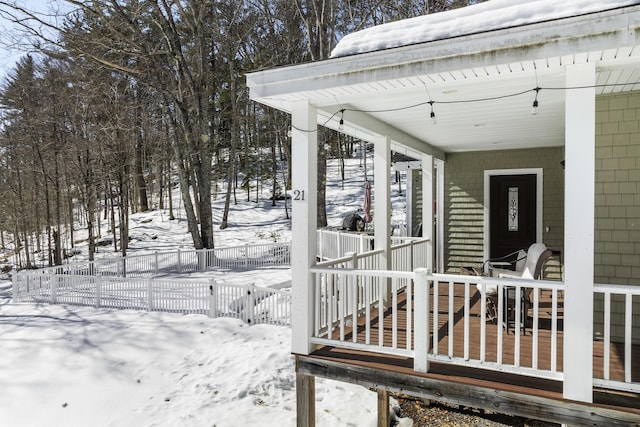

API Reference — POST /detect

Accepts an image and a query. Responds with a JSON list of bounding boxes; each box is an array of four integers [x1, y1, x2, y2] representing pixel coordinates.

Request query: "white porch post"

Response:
[[374, 136, 391, 270], [563, 62, 595, 402], [436, 159, 445, 273], [374, 136, 392, 307], [291, 100, 318, 356], [421, 154, 434, 272]]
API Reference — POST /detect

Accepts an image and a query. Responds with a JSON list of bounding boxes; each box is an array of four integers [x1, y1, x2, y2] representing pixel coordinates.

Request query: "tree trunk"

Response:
[[317, 139, 328, 228], [220, 161, 234, 230], [135, 136, 149, 212], [86, 178, 96, 262], [118, 170, 130, 257], [173, 141, 203, 248], [167, 157, 175, 220], [110, 189, 118, 253], [53, 156, 63, 266]]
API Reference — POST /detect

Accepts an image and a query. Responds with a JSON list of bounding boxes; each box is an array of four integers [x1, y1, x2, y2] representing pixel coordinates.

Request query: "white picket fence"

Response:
[[35, 242, 291, 278], [13, 272, 291, 326], [13, 242, 292, 326], [12, 235, 427, 329]]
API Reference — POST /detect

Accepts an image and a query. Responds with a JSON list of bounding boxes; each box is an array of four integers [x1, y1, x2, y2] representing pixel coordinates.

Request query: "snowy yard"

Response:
[[0, 156, 411, 426], [0, 278, 386, 427]]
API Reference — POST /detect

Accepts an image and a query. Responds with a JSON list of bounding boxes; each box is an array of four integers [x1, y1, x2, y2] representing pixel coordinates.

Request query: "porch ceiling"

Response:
[[247, 5, 640, 158], [326, 55, 640, 154]]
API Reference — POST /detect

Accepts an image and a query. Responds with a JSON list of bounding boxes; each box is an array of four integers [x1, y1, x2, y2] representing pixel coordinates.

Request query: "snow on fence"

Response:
[[13, 273, 291, 327]]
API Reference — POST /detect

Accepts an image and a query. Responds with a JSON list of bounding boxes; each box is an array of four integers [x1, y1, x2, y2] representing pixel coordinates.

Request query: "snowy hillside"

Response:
[[0, 155, 413, 427]]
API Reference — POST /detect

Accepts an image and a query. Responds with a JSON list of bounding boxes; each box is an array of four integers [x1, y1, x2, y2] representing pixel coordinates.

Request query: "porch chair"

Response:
[[482, 248, 527, 276], [477, 243, 553, 333]]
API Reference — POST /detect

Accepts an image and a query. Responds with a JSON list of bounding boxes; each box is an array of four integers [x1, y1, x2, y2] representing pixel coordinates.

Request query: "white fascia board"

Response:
[[246, 6, 640, 101]]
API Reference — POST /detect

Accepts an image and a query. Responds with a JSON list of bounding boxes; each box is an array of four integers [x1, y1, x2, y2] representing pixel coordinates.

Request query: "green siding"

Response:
[[596, 91, 640, 285], [444, 147, 565, 277], [595, 91, 640, 344]]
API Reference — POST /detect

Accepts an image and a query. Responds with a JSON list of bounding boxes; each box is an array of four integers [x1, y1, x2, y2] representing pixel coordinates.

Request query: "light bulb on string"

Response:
[[338, 109, 345, 132], [428, 101, 437, 125], [531, 87, 540, 115]]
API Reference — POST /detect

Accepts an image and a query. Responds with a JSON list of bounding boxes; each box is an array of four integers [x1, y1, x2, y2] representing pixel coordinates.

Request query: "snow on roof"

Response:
[[331, 0, 640, 58]]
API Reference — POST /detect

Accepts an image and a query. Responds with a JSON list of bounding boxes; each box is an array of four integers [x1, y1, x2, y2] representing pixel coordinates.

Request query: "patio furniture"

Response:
[[477, 243, 553, 332], [484, 248, 527, 276], [490, 243, 551, 280]]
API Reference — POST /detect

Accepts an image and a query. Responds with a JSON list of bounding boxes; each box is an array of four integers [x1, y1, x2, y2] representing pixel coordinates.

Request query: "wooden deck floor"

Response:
[[306, 283, 640, 424]]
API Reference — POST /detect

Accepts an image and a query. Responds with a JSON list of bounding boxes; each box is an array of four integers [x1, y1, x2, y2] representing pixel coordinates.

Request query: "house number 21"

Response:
[[293, 190, 305, 201]]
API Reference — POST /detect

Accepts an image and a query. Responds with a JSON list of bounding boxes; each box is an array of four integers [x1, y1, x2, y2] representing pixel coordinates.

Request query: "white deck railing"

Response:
[[310, 268, 564, 377], [310, 265, 415, 356], [310, 237, 427, 347], [317, 229, 374, 261], [421, 273, 565, 381], [593, 283, 640, 393], [391, 238, 430, 271], [12, 272, 290, 326], [316, 229, 428, 263], [310, 266, 640, 393]]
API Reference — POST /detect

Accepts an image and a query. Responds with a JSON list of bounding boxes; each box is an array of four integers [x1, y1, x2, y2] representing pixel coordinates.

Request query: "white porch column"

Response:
[[291, 101, 318, 356], [374, 136, 391, 271], [563, 62, 595, 402], [436, 159, 445, 273], [421, 154, 434, 272]]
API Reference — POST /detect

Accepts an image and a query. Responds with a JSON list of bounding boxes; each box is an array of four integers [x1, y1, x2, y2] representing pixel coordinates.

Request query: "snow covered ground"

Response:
[[0, 156, 412, 426], [0, 284, 383, 427]]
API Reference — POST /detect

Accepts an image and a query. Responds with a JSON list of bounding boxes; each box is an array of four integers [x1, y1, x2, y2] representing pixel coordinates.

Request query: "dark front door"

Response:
[[489, 174, 537, 262]]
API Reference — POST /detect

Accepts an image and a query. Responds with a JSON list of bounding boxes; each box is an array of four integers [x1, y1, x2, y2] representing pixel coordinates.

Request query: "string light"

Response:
[[428, 100, 436, 125], [285, 81, 640, 133], [418, 77, 437, 125], [531, 87, 541, 115]]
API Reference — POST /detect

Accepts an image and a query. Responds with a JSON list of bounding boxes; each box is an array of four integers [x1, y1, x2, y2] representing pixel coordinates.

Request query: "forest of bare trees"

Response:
[[0, 0, 481, 269]]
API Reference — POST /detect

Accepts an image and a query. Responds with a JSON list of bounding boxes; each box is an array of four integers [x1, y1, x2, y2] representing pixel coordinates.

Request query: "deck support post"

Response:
[[563, 62, 595, 402], [377, 389, 390, 427], [374, 135, 392, 303], [296, 371, 315, 427], [291, 101, 318, 356]]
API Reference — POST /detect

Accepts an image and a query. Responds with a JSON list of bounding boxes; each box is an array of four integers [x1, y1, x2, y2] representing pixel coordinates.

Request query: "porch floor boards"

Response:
[[314, 282, 640, 415]]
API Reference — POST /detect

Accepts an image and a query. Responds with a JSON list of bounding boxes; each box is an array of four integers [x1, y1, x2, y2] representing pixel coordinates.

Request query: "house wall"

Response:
[[594, 91, 640, 344], [444, 147, 565, 276], [442, 92, 640, 344]]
